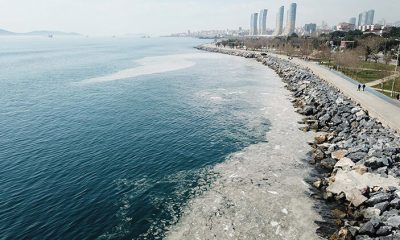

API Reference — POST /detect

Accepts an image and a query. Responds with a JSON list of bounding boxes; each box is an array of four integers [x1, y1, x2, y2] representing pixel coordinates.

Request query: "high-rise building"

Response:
[[304, 23, 317, 34], [250, 13, 259, 35], [349, 17, 357, 25], [366, 9, 375, 25], [283, 3, 297, 36], [259, 9, 268, 35], [358, 13, 363, 26], [273, 6, 284, 36], [361, 11, 368, 25], [357, 10, 375, 26]]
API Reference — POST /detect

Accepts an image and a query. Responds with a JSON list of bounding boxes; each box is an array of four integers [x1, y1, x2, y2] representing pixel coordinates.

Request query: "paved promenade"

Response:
[[272, 54, 400, 132]]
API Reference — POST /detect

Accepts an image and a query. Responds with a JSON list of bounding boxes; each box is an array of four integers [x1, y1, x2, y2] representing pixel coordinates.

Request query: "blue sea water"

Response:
[[0, 37, 273, 239]]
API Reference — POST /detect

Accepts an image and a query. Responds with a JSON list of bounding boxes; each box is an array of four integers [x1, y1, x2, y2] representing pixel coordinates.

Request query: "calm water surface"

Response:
[[0, 37, 273, 239]]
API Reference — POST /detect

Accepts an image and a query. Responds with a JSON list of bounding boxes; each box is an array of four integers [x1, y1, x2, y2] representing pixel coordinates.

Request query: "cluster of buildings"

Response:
[[336, 9, 387, 35], [250, 3, 297, 36], [169, 5, 399, 39], [168, 29, 248, 39]]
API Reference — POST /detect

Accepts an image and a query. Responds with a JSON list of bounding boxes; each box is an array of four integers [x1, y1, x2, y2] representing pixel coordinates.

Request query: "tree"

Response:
[[357, 36, 383, 61], [299, 39, 312, 57], [334, 50, 359, 71], [315, 44, 332, 62], [384, 52, 393, 65]]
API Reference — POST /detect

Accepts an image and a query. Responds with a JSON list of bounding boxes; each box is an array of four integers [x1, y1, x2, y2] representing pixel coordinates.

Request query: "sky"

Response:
[[0, 0, 399, 36]]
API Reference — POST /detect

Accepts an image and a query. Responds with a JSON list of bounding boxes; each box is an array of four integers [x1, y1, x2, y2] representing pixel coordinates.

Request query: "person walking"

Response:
[[358, 84, 361, 91], [362, 84, 366, 91]]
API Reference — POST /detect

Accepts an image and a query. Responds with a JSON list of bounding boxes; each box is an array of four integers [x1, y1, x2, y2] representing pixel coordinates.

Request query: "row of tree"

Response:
[[217, 27, 400, 65]]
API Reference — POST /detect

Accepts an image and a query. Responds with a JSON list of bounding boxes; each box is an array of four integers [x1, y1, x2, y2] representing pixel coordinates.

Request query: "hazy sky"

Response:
[[0, 0, 399, 36]]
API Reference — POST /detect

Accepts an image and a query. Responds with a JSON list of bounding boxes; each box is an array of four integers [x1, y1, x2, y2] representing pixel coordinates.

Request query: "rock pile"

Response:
[[197, 45, 400, 239]]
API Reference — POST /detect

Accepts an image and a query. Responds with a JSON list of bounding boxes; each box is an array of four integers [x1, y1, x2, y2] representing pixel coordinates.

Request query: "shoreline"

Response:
[[195, 44, 400, 239], [167, 48, 322, 239]]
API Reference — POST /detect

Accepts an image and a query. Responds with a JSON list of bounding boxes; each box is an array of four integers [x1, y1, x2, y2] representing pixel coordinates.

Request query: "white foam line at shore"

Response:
[[79, 53, 225, 84]]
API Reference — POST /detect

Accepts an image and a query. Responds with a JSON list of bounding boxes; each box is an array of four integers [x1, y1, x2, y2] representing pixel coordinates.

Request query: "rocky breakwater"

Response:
[[197, 45, 400, 240]]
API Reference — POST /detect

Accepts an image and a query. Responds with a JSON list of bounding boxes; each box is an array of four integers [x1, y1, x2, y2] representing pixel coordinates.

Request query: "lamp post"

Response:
[[391, 39, 400, 97]]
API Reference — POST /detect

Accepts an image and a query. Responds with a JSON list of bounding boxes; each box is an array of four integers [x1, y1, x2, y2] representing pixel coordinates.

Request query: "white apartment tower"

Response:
[[250, 13, 259, 35], [273, 6, 284, 36], [259, 9, 268, 35], [283, 3, 297, 36]]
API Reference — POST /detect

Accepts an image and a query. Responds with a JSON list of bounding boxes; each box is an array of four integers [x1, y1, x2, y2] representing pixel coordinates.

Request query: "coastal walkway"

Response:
[[269, 53, 400, 132]]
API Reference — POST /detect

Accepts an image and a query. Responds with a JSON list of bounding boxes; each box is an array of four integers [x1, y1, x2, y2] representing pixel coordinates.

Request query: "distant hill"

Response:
[[0, 28, 81, 36], [0, 28, 15, 35]]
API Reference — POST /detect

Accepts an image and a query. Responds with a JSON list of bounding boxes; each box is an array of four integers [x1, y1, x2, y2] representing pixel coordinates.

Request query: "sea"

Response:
[[0, 36, 311, 240]]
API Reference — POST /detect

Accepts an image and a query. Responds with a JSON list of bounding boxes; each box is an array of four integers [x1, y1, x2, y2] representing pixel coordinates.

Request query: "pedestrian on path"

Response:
[[358, 84, 361, 91], [362, 84, 366, 91]]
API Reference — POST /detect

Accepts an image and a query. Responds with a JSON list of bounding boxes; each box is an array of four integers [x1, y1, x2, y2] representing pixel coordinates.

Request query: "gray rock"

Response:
[[374, 201, 390, 213], [390, 198, 400, 209], [362, 207, 381, 218], [313, 148, 325, 161], [386, 216, 400, 228], [365, 157, 390, 169], [303, 106, 314, 116], [347, 151, 367, 162], [366, 193, 392, 206], [376, 225, 392, 236], [319, 158, 336, 170], [355, 235, 373, 240], [332, 115, 342, 126], [359, 218, 381, 235]]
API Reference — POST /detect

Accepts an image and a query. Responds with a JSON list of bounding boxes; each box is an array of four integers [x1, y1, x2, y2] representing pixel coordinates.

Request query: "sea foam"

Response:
[[80, 53, 224, 84]]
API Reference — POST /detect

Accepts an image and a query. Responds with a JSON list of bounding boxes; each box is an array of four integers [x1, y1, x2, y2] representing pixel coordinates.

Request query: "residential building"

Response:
[[273, 6, 284, 36], [349, 17, 357, 26], [304, 23, 317, 34], [337, 22, 355, 31], [259, 9, 268, 35], [283, 3, 297, 36], [366, 9, 375, 25], [250, 13, 259, 35]]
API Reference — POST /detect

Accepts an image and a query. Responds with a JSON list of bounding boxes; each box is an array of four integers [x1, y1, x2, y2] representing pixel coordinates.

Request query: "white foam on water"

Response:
[[79, 53, 225, 84], [166, 58, 321, 240]]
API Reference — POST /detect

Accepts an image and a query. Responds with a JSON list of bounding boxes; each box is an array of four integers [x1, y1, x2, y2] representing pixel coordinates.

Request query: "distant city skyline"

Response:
[[0, 0, 399, 36]]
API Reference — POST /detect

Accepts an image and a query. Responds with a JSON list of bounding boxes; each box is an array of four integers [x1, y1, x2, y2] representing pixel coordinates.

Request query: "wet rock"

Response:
[[313, 148, 325, 161], [303, 106, 314, 116], [332, 209, 347, 219], [319, 158, 336, 170]]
